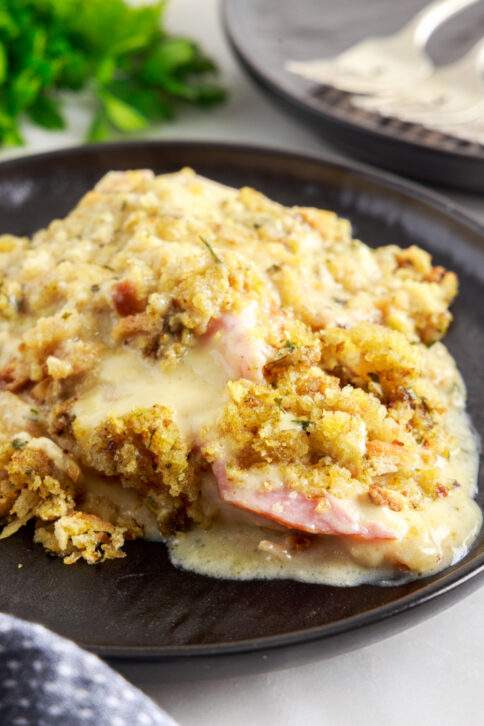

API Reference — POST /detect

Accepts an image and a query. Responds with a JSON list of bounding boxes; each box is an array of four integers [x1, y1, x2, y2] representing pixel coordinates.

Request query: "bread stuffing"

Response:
[[0, 169, 480, 583]]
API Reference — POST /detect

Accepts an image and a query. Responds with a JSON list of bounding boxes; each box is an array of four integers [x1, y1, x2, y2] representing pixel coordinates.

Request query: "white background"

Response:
[[5, 1, 483, 724]]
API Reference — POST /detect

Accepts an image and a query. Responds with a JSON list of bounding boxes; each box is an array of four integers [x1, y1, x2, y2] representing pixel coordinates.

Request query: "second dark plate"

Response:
[[223, 0, 484, 192]]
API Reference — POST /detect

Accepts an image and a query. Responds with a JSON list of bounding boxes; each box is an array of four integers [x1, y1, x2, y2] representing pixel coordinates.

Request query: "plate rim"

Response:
[[0, 139, 482, 660], [221, 0, 484, 169], [1, 138, 483, 237]]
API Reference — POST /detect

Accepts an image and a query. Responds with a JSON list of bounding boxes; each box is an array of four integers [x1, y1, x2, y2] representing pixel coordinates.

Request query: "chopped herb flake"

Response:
[[11, 438, 27, 449], [292, 419, 311, 432], [199, 236, 222, 264]]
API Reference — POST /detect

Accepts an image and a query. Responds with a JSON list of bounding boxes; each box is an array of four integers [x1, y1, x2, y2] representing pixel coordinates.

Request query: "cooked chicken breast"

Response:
[[0, 169, 480, 581]]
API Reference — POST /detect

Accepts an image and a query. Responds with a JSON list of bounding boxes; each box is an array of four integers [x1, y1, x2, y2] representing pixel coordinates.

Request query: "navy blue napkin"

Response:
[[0, 613, 176, 726]]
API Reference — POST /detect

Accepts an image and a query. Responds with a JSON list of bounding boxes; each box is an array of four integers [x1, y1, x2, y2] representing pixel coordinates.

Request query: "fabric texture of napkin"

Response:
[[0, 613, 176, 726]]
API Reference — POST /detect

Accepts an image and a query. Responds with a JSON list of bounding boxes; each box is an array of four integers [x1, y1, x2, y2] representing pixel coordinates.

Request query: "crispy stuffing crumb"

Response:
[[34, 512, 126, 564]]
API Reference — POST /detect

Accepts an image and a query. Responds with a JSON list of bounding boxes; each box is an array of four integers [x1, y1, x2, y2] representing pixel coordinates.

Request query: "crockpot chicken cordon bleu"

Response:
[[0, 169, 481, 585]]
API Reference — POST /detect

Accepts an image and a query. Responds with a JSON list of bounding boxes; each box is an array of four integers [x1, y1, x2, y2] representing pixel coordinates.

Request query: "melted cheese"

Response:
[[73, 344, 229, 441]]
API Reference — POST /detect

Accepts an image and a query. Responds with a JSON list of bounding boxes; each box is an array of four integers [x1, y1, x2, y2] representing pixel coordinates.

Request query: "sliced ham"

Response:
[[204, 303, 270, 382], [212, 460, 403, 541]]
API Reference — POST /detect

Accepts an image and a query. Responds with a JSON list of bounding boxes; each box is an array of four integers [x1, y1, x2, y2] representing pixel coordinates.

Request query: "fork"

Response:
[[287, 0, 480, 96], [353, 37, 484, 130]]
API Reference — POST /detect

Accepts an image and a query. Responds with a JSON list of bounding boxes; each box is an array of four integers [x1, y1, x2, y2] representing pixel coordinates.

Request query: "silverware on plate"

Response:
[[353, 37, 484, 144], [287, 0, 480, 96]]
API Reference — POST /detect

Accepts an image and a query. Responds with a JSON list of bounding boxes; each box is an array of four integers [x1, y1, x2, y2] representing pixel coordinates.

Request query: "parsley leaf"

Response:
[[87, 108, 111, 143], [28, 93, 65, 129], [0, 0, 225, 147], [0, 42, 7, 83], [99, 89, 148, 133]]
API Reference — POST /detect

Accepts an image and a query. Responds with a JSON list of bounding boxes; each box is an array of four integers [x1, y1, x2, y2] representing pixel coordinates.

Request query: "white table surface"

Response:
[[3, 1, 483, 724]]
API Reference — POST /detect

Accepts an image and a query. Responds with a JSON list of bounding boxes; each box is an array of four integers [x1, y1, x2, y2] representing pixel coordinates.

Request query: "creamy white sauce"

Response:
[[168, 522, 397, 586], [73, 344, 228, 441]]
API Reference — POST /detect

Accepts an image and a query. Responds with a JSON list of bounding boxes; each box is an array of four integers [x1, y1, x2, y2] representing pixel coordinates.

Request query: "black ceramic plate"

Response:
[[0, 141, 482, 660], [223, 0, 484, 193]]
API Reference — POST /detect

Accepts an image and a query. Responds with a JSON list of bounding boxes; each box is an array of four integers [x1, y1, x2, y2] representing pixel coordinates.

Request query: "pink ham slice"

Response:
[[212, 461, 399, 540], [204, 304, 270, 382]]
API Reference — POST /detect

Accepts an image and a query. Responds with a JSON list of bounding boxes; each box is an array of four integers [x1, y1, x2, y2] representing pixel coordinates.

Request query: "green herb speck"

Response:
[[200, 236, 222, 264], [292, 419, 311, 432], [11, 438, 27, 450]]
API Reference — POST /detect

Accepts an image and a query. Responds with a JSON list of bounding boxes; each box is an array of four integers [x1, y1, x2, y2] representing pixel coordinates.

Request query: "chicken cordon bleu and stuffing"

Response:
[[0, 169, 480, 585]]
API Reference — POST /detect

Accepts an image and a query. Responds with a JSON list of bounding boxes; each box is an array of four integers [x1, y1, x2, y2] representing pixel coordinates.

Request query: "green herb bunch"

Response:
[[0, 0, 226, 146]]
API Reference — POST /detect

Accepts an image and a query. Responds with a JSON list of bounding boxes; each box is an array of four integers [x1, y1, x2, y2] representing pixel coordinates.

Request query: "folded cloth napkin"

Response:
[[0, 613, 176, 726]]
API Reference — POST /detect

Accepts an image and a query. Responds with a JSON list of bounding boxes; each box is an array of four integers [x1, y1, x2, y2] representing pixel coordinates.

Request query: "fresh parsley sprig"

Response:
[[0, 0, 226, 147]]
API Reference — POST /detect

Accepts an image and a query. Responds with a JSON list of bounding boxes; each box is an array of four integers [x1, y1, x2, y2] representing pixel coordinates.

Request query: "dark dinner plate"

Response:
[[223, 0, 484, 192], [0, 141, 482, 660]]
